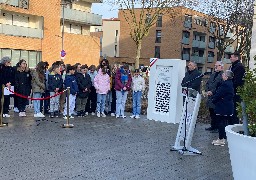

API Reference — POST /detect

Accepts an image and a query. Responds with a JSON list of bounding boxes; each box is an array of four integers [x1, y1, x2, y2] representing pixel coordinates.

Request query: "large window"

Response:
[[156, 15, 162, 27], [154, 46, 160, 58], [0, 49, 42, 68]]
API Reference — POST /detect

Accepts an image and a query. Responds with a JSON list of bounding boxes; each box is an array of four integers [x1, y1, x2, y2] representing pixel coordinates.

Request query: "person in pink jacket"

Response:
[[94, 67, 110, 117]]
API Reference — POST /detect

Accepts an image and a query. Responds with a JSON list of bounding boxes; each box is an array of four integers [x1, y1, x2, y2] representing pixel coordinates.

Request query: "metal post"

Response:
[[62, 87, 74, 128], [0, 85, 8, 127], [61, 3, 65, 51]]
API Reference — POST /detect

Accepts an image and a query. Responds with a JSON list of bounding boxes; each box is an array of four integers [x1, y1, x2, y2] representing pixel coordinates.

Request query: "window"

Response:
[[115, 30, 118, 36], [209, 36, 215, 49], [114, 45, 117, 57], [182, 31, 190, 38], [154, 46, 160, 58], [198, 67, 203, 73], [156, 15, 162, 27], [199, 36, 205, 42], [219, 25, 224, 36], [206, 67, 213, 73], [115, 30, 118, 43], [208, 51, 214, 57], [155, 30, 161, 43], [185, 14, 192, 22]]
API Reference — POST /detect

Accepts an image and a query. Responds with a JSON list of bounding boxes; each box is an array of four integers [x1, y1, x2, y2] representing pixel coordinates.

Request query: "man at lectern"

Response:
[[181, 61, 202, 93]]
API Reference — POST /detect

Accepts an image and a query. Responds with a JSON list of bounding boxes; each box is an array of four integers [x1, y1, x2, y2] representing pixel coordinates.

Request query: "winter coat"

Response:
[[181, 69, 202, 92], [132, 75, 145, 92], [48, 72, 63, 92], [205, 71, 223, 108], [75, 72, 92, 98], [115, 67, 132, 91], [64, 74, 79, 95], [0, 64, 15, 87], [31, 69, 45, 93], [229, 60, 245, 93], [15, 67, 32, 96], [212, 79, 234, 116], [94, 69, 110, 94]]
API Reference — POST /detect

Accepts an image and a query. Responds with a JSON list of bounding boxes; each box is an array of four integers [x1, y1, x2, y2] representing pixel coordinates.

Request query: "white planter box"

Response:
[[225, 124, 256, 180]]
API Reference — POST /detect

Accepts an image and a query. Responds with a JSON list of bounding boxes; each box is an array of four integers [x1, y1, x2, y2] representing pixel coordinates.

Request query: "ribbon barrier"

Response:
[[61, 87, 74, 128], [8, 88, 67, 100], [0, 85, 8, 127]]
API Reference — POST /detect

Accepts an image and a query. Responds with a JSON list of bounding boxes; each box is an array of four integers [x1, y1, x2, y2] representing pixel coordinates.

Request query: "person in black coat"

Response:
[[181, 61, 202, 93], [229, 52, 245, 125], [15, 59, 32, 117], [0, 56, 15, 117], [75, 65, 92, 117], [205, 61, 224, 132], [212, 70, 234, 146]]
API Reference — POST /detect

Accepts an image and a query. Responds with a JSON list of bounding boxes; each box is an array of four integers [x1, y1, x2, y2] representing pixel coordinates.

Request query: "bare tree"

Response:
[[206, 0, 254, 65], [107, 0, 199, 68]]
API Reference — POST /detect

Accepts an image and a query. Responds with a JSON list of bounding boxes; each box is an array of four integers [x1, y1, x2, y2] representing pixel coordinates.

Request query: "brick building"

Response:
[[0, 0, 102, 67], [117, 6, 235, 73]]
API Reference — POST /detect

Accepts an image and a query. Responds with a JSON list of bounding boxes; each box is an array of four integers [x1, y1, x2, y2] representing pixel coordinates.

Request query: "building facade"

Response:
[[0, 0, 102, 67], [118, 6, 236, 73]]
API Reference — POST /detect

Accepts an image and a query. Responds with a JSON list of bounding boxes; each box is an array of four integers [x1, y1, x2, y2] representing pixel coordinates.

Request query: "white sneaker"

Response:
[[14, 107, 19, 113], [130, 115, 135, 118], [101, 113, 106, 117], [135, 115, 140, 119], [97, 112, 100, 117], [70, 116, 74, 119], [110, 113, 115, 117], [212, 139, 226, 146], [91, 112, 95, 116], [37, 112, 45, 118], [121, 115, 126, 118], [3, 114, 10, 118], [34, 114, 39, 118], [116, 114, 120, 118], [85, 112, 89, 116]]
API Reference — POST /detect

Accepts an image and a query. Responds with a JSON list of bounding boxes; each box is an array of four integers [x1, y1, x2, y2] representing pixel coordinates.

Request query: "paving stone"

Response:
[[0, 110, 233, 180]]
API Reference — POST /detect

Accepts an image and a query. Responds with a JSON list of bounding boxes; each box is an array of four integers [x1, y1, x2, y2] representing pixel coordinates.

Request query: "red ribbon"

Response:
[[8, 89, 66, 100]]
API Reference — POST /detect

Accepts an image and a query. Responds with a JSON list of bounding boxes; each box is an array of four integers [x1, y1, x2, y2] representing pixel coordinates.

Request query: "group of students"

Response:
[[0, 57, 146, 120]]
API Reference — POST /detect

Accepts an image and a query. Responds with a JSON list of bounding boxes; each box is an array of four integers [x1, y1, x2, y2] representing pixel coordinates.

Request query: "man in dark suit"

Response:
[[229, 52, 245, 125], [181, 61, 202, 93]]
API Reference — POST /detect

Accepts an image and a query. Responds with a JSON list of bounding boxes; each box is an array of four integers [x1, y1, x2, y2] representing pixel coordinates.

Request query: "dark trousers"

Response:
[[18, 97, 27, 112], [41, 91, 50, 113], [14, 95, 18, 108], [217, 115, 229, 139], [85, 86, 97, 113], [229, 95, 240, 125], [110, 88, 116, 113], [209, 108, 218, 129], [3, 95, 10, 114]]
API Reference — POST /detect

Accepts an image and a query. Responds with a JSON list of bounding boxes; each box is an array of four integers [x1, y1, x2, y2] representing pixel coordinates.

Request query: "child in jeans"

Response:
[[94, 67, 110, 118], [130, 69, 145, 119], [63, 66, 78, 119], [48, 64, 63, 118]]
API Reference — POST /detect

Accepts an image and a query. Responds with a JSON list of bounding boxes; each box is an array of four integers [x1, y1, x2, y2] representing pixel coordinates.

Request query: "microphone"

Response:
[[196, 72, 207, 79], [181, 72, 207, 86]]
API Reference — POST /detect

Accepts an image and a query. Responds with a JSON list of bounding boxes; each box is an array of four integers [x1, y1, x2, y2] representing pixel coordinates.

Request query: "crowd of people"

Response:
[[0, 57, 146, 120], [182, 51, 245, 147]]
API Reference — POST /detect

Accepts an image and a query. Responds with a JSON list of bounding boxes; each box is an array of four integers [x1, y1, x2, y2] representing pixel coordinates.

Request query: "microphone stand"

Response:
[[171, 73, 205, 155]]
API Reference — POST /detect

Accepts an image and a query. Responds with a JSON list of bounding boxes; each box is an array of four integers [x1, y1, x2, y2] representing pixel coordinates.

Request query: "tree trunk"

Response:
[[135, 41, 142, 69]]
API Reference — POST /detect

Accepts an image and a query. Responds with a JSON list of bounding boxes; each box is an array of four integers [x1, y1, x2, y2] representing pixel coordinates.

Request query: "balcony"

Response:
[[198, 41, 206, 49], [210, 26, 215, 34], [182, 37, 189, 45], [225, 46, 235, 53], [184, 21, 192, 28], [191, 55, 199, 61], [208, 42, 215, 49], [80, 0, 103, 3], [192, 40, 199, 48], [223, 58, 231, 64], [61, 7, 102, 26], [0, 0, 29, 9], [182, 53, 190, 61], [208, 57, 214, 63], [0, 24, 43, 38]]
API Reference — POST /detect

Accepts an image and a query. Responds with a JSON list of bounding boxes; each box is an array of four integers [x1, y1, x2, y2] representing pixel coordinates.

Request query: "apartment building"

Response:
[[118, 6, 236, 73], [0, 0, 102, 67]]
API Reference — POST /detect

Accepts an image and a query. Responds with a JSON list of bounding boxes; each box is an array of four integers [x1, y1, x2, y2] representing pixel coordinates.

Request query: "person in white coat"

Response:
[[130, 69, 145, 119]]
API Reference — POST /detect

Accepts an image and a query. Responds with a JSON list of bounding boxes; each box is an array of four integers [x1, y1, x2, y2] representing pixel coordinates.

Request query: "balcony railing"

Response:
[[0, 24, 43, 38], [223, 58, 231, 64], [198, 41, 206, 49], [80, 0, 103, 3], [191, 55, 199, 61], [208, 42, 215, 49], [197, 57, 206, 64], [0, 0, 29, 9], [182, 37, 189, 45], [225, 46, 235, 53], [192, 40, 199, 48], [208, 56, 214, 63], [184, 21, 192, 28], [61, 7, 102, 26], [182, 53, 190, 61]]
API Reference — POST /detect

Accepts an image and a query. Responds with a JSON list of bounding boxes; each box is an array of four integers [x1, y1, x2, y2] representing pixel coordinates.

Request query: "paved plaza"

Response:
[[0, 111, 233, 180]]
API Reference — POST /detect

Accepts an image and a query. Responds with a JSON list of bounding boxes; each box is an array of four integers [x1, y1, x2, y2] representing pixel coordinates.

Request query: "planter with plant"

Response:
[[225, 63, 256, 180]]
